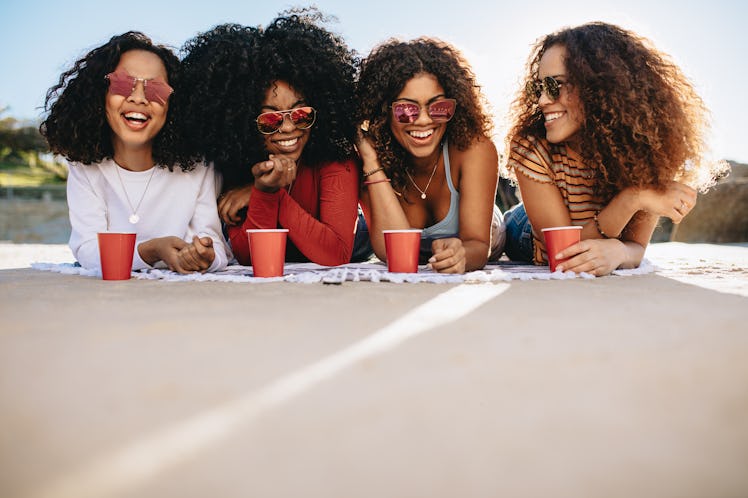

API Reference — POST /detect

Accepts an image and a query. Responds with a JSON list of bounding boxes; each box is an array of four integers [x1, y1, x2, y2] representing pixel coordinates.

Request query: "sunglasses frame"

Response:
[[255, 107, 317, 135], [390, 98, 457, 124], [526, 76, 563, 103], [105, 71, 174, 104]]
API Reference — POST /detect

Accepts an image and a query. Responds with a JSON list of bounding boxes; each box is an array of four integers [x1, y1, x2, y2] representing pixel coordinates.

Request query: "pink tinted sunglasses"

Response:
[[105, 71, 174, 104], [391, 98, 457, 124], [256, 107, 317, 134]]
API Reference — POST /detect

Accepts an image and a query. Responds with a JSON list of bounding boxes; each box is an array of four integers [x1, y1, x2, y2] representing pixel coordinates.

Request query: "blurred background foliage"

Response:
[[0, 108, 67, 187]]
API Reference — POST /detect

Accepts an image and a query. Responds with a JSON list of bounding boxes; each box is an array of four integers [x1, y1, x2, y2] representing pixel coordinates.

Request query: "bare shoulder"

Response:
[[452, 137, 498, 162], [451, 137, 499, 177]]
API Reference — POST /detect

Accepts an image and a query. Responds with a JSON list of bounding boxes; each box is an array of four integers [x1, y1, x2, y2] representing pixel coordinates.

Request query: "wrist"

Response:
[[137, 239, 159, 265], [253, 183, 279, 194], [364, 178, 391, 186], [362, 166, 385, 178], [621, 186, 642, 211], [593, 210, 620, 239]]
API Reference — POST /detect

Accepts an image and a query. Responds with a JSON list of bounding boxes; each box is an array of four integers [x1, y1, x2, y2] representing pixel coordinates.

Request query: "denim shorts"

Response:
[[503, 203, 534, 262]]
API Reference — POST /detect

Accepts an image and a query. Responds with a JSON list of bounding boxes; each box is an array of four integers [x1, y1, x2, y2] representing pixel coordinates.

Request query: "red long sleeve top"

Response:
[[228, 159, 359, 267]]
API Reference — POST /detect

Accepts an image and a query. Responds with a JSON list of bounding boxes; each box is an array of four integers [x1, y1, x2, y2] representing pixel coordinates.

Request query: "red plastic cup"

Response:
[[542, 226, 583, 272], [247, 229, 289, 277], [383, 229, 422, 273], [97, 232, 136, 280]]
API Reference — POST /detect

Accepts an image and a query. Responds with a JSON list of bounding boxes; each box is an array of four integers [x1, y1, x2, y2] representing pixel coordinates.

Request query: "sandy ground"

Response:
[[1, 242, 747, 498]]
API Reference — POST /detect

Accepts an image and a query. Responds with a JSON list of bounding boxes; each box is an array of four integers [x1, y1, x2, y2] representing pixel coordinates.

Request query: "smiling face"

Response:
[[105, 49, 170, 159], [389, 73, 450, 163], [260, 81, 311, 162], [537, 44, 584, 146]]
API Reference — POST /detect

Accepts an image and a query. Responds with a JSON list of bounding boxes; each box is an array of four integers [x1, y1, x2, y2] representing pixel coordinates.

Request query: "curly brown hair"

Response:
[[356, 37, 493, 192], [40, 32, 188, 170], [506, 22, 722, 201]]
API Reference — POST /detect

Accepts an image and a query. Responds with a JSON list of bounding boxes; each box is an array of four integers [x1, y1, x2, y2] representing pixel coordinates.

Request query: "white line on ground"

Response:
[[28, 283, 509, 498]]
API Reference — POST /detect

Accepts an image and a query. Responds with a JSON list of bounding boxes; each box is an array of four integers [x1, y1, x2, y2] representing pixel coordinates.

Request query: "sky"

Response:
[[1, 0, 746, 163]]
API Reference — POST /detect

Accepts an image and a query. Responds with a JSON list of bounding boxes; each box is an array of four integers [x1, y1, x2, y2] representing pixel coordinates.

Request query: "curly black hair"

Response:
[[356, 37, 493, 192], [506, 22, 724, 200], [40, 31, 187, 170], [177, 8, 359, 191]]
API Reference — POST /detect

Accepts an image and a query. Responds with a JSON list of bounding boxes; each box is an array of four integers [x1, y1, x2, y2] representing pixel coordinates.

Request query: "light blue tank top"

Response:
[[420, 141, 459, 261]]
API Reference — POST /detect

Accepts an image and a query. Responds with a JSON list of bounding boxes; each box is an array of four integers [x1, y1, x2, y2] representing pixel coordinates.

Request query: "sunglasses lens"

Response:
[[428, 99, 456, 121], [143, 81, 173, 104], [392, 103, 420, 123], [543, 76, 560, 101], [257, 112, 284, 134], [525, 80, 541, 100], [290, 107, 315, 129], [107, 72, 134, 98]]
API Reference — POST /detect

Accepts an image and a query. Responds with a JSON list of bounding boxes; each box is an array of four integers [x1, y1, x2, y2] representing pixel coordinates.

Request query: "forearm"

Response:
[[137, 238, 165, 266], [462, 239, 490, 272], [361, 166, 410, 260], [285, 162, 360, 266], [585, 188, 640, 240], [278, 194, 357, 266], [191, 166, 229, 272]]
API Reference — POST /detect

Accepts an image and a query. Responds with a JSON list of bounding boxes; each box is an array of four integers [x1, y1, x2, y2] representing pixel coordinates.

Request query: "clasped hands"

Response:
[[218, 155, 296, 225], [140, 235, 215, 274]]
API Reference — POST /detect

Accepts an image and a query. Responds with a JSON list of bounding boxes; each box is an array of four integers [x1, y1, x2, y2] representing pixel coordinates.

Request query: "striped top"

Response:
[[507, 135, 602, 264]]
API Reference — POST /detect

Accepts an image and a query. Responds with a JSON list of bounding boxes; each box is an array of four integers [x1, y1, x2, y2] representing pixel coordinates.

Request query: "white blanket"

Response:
[[30, 260, 658, 284]]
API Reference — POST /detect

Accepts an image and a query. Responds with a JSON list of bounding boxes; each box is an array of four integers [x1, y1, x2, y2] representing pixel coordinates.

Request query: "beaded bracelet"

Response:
[[364, 178, 391, 186], [362, 167, 384, 178], [593, 210, 617, 239]]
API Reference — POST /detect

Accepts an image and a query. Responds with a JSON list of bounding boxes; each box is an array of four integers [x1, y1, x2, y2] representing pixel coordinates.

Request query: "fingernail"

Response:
[[556, 265, 564, 272], [428, 257, 436, 263]]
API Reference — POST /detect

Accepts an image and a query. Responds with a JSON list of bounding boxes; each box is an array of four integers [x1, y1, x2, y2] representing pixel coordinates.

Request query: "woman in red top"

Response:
[[178, 10, 362, 266]]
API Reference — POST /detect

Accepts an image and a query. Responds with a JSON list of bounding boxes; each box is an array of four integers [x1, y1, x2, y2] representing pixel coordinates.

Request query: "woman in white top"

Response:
[[41, 31, 230, 273]]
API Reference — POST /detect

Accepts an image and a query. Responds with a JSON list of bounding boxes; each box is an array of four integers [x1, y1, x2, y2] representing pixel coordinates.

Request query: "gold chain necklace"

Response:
[[405, 156, 439, 200], [115, 164, 156, 224]]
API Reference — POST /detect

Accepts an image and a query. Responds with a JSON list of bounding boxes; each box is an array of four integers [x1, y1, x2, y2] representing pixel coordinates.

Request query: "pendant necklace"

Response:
[[115, 164, 156, 224], [405, 155, 440, 200]]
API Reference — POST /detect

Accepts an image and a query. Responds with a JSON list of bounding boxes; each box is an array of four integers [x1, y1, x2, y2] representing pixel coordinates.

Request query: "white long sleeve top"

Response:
[[67, 159, 231, 272]]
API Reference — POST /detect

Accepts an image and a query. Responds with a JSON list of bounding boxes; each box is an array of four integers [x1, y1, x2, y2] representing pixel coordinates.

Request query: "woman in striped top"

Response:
[[503, 22, 726, 275]]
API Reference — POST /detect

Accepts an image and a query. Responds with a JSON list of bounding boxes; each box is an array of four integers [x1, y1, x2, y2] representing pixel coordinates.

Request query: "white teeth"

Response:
[[276, 137, 299, 147], [408, 129, 434, 139], [545, 112, 563, 122], [124, 112, 148, 121]]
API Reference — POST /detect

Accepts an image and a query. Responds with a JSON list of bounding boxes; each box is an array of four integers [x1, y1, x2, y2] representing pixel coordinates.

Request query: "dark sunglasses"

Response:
[[256, 107, 317, 134], [526, 76, 564, 102], [391, 98, 457, 124], [105, 71, 173, 104]]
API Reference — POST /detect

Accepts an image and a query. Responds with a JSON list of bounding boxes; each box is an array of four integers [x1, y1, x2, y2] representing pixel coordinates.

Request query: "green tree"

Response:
[[1, 108, 48, 161], [0, 107, 65, 182]]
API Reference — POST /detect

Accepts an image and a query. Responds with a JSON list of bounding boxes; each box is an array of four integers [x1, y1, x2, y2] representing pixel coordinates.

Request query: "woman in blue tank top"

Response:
[[355, 38, 505, 273]]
